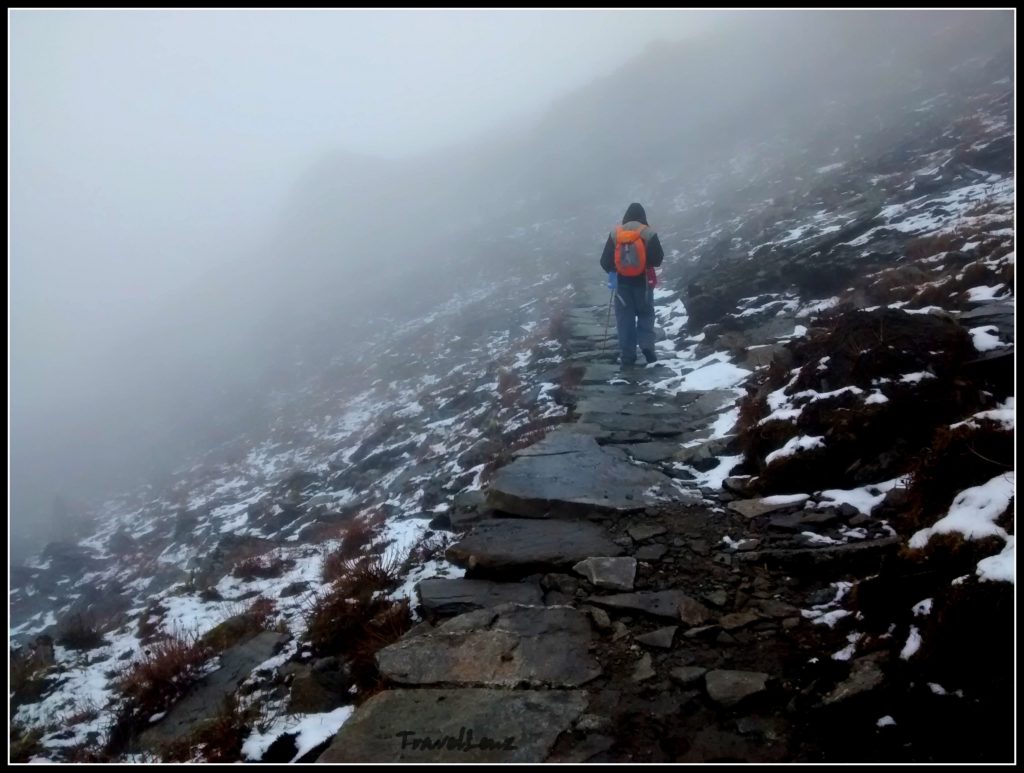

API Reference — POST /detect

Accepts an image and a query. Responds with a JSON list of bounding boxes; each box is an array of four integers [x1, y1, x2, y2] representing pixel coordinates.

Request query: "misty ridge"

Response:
[[9, 10, 1010, 550], [9, 9, 1015, 764]]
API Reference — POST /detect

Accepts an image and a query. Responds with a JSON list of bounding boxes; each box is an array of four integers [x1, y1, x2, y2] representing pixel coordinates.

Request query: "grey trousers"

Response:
[[614, 283, 655, 365]]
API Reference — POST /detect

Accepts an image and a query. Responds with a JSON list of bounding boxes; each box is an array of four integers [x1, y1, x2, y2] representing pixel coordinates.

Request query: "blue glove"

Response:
[[606, 271, 618, 290]]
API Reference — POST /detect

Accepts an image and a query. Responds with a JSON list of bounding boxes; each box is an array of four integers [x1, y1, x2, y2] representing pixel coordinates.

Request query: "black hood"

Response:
[[622, 202, 648, 225]]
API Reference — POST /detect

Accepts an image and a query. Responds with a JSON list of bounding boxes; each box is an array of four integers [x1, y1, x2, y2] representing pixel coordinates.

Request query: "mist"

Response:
[[9, 9, 1011, 555]]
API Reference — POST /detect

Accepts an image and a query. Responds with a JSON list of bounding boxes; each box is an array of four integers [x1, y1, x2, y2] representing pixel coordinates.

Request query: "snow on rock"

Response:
[[908, 473, 1014, 549], [976, 536, 1014, 584], [814, 477, 908, 516], [765, 435, 825, 465], [968, 325, 1010, 352], [900, 627, 923, 660], [912, 598, 934, 617], [951, 397, 1015, 431], [241, 706, 355, 762]]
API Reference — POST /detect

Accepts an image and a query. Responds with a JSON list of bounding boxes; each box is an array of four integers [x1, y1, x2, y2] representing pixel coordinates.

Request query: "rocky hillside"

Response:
[[10, 14, 1013, 764]]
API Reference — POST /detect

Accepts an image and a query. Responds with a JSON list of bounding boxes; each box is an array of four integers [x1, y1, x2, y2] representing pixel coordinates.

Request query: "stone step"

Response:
[[485, 433, 679, 517], [416, 578, 543, 618], [376, 604, 602, 688], [318, 688, 588, 762], [446, 519, 623, 578]]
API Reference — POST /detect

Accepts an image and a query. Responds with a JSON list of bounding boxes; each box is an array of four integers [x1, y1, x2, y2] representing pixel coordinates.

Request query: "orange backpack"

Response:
[[614, 225, 648, 277]]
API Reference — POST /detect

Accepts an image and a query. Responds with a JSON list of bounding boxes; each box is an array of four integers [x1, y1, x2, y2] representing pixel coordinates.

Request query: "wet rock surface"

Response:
[[445, 519, 623, 577], [416, 578, 544, 617], [319, 689, 589, 763], [376, 604, 602, 688]]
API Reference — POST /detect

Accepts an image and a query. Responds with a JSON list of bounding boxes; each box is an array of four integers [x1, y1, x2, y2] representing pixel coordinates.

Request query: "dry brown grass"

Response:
[[322, 518, 378, 582], [107, 632, 213, 753], [304, 550, 411, 693], [496, 368, 522, 409], [231, 554, 293, 581], [900, 422, 1014, 536], [905, 232, 961, 260], [199, 598, 278, 652], [159, 694, 259, 763]]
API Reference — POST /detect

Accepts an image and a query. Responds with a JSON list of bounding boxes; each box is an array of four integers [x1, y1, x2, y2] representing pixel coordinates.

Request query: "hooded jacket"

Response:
[[600, 203, 665, 287]]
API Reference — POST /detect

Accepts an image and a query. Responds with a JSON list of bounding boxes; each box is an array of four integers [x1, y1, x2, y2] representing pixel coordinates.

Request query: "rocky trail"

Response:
[[320, 280, 900, 764]]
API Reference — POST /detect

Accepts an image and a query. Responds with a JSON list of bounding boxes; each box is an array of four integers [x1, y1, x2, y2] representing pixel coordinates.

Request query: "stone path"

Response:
[[320, 277, 901, 763]]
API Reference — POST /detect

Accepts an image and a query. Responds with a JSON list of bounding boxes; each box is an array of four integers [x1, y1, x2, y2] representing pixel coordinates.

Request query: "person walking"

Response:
[[599, 202, 665, 368]]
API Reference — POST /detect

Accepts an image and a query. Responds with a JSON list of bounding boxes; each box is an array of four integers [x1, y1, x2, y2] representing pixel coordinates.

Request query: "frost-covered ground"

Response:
[[11, 48, 1014, 762], [11, 261, 578, 759]]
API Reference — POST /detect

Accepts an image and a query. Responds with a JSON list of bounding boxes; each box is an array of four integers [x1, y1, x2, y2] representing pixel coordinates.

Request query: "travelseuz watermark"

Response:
[[396, 727, 518, 752]]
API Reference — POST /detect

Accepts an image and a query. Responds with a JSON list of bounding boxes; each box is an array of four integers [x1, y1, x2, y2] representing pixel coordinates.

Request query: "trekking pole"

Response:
[[602, 272, 616, 356]]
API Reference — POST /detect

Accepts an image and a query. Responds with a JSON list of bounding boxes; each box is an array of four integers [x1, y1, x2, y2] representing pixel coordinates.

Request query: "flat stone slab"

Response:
[[586, 591, 711, 626], [582, 363, 630, 384], [512, 428, 596, 457], [823, 653, 886, 705], [376, 605, 601, 688], [674, 436, 736, 464], [728, 495, 810, 519], [446, 519, 622, 577], [674, 390, 738, 422], [623, 442, 683, 463], [140, 631, 291, 749], [487, 434, 678, 516], [705, 669, 770, 706], [578, 412, 689, 435], [417, 578, 543, 617], [576, 396, 681, 416], [318, 688, 588, 763], [636, 626, 678, 649], [628, 523, 667, 542], [572, 557, 636, 591]]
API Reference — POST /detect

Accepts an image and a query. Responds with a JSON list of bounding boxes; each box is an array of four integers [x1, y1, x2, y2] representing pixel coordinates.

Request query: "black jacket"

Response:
[[600, 203, 665, 288]]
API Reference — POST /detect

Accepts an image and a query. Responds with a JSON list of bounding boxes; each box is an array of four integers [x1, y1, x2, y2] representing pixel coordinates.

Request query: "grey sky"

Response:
[[10, 8, 731, 544], [10, 8, 724, 383]]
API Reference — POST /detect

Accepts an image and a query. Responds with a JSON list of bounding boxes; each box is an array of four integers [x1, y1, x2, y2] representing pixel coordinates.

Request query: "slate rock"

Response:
[[587, 591, 711, 626], [572, 557, 636, 591], [446, 520, 622, 577], [417, 578, 543, 617], [670, 666, 708, 686], [487, 434, 677, 517], [705, 670, 770, 706], [318, 688, 588, 763], [636, 626, 678, 649], [729, 497, 808, 519], [376, 604, 601, 688]]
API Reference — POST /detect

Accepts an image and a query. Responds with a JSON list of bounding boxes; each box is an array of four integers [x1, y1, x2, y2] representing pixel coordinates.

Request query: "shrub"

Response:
[[56, 614, 106, 651], [106, 633, 212, 754], [10, 723, 44, 763], [160, 694, 258, 763], [231, 555, 293, 581], [305, 551, 410, 692], [322, 518, 378, 582], [199, 598, 278, 652]]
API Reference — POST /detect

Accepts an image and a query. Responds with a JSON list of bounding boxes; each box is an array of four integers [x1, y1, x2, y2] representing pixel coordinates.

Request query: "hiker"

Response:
[[600, 202, 665, 367]]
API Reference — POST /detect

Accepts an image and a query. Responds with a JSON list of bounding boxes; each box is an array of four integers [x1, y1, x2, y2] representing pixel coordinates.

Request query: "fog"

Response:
[[10, 9, 1011, 554]]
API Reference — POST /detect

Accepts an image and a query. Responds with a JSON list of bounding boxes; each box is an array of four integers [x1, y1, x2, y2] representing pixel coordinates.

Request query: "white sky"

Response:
[[10, 8, 728, 367]]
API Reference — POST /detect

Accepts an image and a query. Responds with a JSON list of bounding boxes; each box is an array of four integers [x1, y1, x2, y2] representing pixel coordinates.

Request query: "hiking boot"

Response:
[[642, 349, 658, 364]]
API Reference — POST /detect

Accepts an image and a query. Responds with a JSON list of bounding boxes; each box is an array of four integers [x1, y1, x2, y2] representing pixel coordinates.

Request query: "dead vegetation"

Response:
[[159, 694, 263, 763], [736, 308, 983, 494], [305, 550, 411, 696], [199, 597, 279, 652], [107, 632, 213, 754], [55, 614, 107, 651], [231, 554, 294, 581]]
